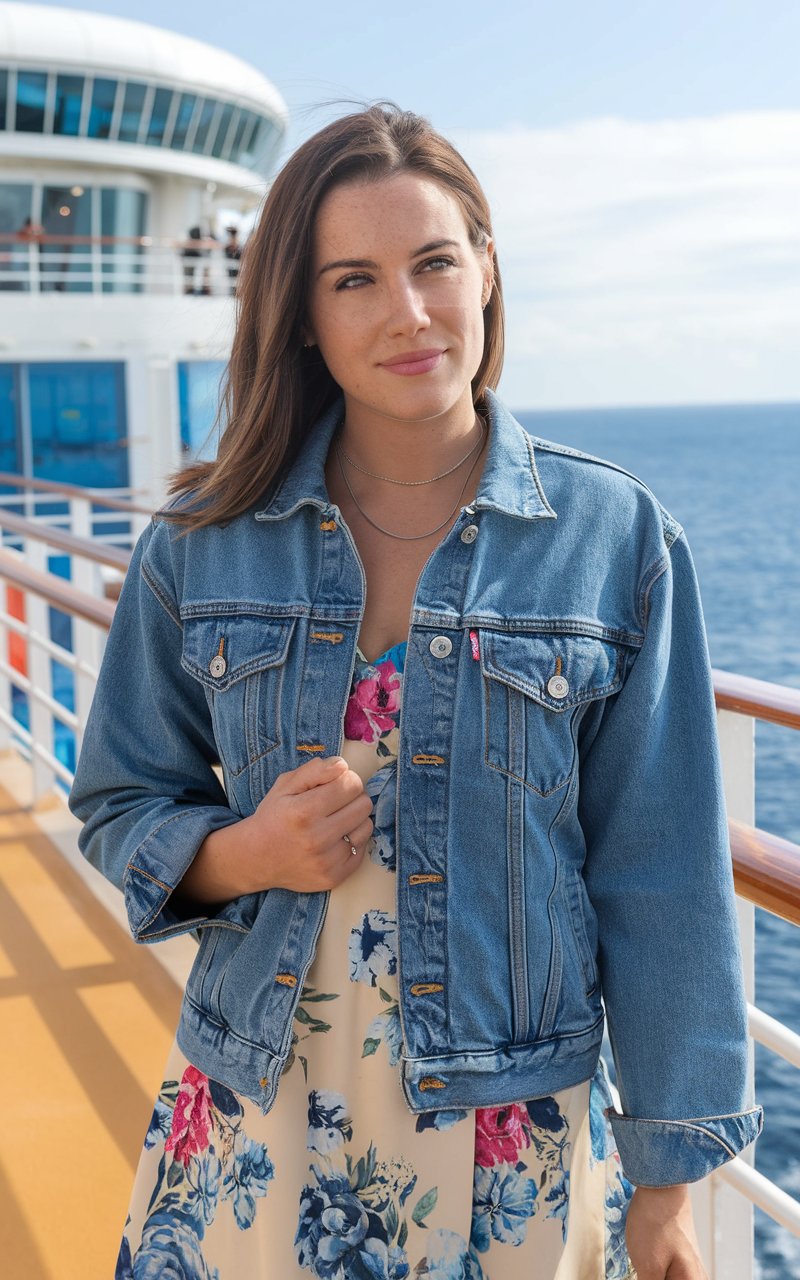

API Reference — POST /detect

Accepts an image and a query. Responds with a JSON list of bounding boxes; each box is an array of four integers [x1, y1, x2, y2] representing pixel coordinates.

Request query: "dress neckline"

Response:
[[356, 640, 407, 667]]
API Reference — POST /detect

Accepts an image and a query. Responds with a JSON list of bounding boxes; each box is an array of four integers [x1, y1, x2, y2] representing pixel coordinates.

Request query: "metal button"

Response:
[[460, 524, 478, 544], [429, 635, 453, 659], [209, 655, 227, 678], [547, 675, 569, 699]]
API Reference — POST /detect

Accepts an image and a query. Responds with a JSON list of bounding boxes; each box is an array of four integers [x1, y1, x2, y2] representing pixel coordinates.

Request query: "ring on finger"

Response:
[[342, 833, 358, 857]]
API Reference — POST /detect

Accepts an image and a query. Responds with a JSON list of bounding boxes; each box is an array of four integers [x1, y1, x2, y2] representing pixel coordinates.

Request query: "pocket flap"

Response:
[[480, 631, 625, 712], [181, 614, 295, 691]]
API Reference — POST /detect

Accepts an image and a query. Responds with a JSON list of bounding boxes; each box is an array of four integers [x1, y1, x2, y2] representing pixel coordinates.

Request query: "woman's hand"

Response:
[[626, 1183, 708, 1279], [175, 755, 373, 906]]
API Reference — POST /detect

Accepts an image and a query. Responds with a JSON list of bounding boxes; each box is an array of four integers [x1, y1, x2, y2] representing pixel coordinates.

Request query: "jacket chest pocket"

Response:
[[181, 614, 295, 778], [480, 630, 626, 796]]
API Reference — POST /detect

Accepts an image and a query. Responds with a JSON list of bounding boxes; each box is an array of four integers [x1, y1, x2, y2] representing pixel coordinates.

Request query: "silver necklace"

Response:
[[335, 421, 486, 541], [337, 414, 485, 485]]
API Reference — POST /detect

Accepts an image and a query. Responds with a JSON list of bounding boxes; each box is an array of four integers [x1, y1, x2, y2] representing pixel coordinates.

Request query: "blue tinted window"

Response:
[[29, 363, 129, 489], [100, 187, 148, 294], [0, 365, 20, 481], [178, 362, 226, 460], [87, 78, 118, 138], [53, 74, 84, 135], [16, 71, 48, 132], [0, 70, 7, 131], [118, 81, 148, 143], [229, 108, 252, 160], [146, 86, 173, 145], [190, 98, 217, 153], [170, 92, 197, 150], [210, 102, 235, 159]]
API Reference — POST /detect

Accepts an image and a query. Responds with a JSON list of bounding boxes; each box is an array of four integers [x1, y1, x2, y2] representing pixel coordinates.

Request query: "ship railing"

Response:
[[0, 517, 798, 1279], [0, 472, 151, 554], [0, 232, 240, 297]]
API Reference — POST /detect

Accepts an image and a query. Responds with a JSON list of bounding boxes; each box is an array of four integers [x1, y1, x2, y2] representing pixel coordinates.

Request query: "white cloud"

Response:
[[450, 112, 800, 407]]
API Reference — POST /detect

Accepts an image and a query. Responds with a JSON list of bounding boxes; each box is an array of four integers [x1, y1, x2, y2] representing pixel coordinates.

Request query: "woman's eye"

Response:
[[419, 255, 457, 272], [334, 273, 371, 291]]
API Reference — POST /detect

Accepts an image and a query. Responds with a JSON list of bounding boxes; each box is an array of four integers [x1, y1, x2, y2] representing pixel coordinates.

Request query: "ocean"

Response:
[[515, 400, 800, 1279]]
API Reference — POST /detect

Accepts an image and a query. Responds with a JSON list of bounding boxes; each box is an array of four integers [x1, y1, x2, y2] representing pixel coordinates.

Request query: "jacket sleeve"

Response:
[[69, 520, 241, 943], [577, 527, 763, 1186]]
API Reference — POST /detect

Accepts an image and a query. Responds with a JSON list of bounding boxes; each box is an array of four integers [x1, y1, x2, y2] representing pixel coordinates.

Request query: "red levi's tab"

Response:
[[469, 630, 480, 661]]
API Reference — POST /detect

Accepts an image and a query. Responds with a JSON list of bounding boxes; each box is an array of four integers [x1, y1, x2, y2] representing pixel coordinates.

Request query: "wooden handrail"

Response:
[[730, 819, 800, 926], [713, 668, 800, 731], [0, 472, 152, 516], [0, 510, 130, 572], [0, 550, 115, 630]]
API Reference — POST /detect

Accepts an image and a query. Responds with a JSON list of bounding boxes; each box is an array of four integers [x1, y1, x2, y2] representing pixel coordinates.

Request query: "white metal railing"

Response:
[[0, 500, 798, 1280], [0, 234, 241, 297]]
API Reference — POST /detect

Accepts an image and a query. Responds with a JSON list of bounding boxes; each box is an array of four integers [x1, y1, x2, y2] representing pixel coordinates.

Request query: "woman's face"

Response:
[[306, 171, 493, 426]]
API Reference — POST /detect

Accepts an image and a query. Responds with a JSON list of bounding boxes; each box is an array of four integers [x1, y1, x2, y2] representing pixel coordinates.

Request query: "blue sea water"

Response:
[[516, 401, 800, 1278]]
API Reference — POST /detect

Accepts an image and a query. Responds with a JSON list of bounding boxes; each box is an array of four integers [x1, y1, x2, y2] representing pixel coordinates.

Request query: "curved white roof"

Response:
[[0, 1, 287, 119]]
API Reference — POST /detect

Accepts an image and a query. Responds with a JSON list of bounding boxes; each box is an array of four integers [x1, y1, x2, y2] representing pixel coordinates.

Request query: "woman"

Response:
[[70, 105, 762, 1279]]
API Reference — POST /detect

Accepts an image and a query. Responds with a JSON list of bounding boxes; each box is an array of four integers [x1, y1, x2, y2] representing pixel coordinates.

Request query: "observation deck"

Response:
[[0, 477, 798, 1278]]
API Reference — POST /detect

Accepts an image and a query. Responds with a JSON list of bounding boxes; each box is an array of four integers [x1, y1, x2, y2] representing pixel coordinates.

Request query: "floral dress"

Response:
[[117, 642, 635, 1280]]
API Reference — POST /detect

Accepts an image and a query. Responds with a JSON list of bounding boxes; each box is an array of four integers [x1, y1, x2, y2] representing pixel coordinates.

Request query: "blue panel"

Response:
[[191, 98, 217, 154], [54, 75, 84, 136], [146, 87, 173, 146], [28, 362, 129, 489], [0, 365, 20, 489], [210, 102, 235, 159], [118, 81, 148, 144], [0, 69, 7, 131], [87, 78, 117, 139], [16, 71, 48, 132], [170, 92, 197, 150], [178, 361, 226, 460]]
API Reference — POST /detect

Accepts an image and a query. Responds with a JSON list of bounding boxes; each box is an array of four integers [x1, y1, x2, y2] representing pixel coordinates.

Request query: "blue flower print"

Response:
[[144, 1097, 174, 1150], [366, 767, 396, 871], [589, 1055, 618, 1166], [605, 1167, 634, 1278], [544, 1169, 569, 1240], [363, 997, 404, 1066], [356, 1238, 410, 1279], [414, 1109, 469, 1134], [132, 1210, 217, 1280], [221, 1130, 275, 1230], [525, 1094, 567, 1134], [307, 1088, 354, 1154], [470, 1164, 538, 1253], [295, 1167, 371, 1276], [185, 1153, 222, 1227], [115, 1227, 133, 1280], [422, 1228, 486, 1280], [349, 909, 398, 986]]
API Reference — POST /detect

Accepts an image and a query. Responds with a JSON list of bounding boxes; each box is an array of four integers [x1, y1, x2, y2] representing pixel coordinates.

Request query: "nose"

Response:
[[385, 277, 431, 338]]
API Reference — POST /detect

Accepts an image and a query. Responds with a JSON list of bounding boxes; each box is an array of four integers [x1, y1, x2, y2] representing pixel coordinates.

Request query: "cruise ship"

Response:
[[1, 5, 799, 1278]]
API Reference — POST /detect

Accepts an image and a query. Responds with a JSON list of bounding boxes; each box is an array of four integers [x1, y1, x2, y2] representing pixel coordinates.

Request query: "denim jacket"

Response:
[[69, 388, 763, 1187]]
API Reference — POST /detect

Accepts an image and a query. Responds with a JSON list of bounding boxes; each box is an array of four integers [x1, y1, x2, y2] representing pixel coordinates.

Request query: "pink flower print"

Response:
[[165, 1065, 214, 1166], [344, 659, 401, 745], [474, 1103, 532, 1168]]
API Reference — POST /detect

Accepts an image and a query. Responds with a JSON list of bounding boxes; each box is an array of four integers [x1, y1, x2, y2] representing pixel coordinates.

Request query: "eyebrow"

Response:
[[316, 239, 460, 277]]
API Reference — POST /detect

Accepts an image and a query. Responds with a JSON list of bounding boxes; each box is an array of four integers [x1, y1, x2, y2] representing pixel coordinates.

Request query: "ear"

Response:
[[481, 239, 495, 309]]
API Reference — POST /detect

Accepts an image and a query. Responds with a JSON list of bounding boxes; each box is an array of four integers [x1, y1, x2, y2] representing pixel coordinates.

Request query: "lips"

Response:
[[379, 348, 445, 376]]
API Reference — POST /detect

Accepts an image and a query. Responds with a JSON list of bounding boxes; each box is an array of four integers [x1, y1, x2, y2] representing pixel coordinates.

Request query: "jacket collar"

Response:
[[254, 387, 556, 522]]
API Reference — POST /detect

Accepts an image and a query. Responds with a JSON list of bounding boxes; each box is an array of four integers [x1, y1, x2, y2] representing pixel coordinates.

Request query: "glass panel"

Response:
[[190, 97, 217, 154], [40, 185, 92, 293], [87, 77, 118, 139], [0, 183, 34, 292], [53, 74, 84, 136], [0, 365, 21, 488], [16, 71, 48, 133], [101, 188, 147, 294], [0, 69, 7, 131], [229, 108, 252, 161], [145, 86, 173, 146], [170, 92, 197, 150], [178, 362, 226, 460], [117, 81, 147, 143], [210, 102, 235, 159], [28, 362, 129, 489]]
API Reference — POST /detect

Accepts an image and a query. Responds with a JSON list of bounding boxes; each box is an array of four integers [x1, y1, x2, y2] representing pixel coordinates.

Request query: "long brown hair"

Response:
[[166, 103, 505, 529]]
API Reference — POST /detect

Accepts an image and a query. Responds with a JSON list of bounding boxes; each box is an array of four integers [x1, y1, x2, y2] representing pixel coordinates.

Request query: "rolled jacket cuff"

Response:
[[605, 1105, 764, 1186], [122, 805, 241, 941]]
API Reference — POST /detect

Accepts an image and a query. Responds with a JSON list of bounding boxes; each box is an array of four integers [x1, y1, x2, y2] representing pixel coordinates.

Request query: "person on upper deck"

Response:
[[69, 104, 762, 1280]]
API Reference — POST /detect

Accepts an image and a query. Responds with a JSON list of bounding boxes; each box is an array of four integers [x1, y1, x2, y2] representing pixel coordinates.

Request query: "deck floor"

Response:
[[0, 776, 183, 1280]]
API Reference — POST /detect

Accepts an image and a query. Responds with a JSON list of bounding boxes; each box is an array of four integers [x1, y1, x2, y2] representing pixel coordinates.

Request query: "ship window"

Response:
[[170, 92, 197, 151], [210, 102, 235, 159], [101, 187, 148, 294], [178, 361, 227, 461], [16, 71, 48, 133], [87, 78, 118, 139], [229, 109, 253, 161], [190, 97, 217, 154], [0, 70, 7, 131], [146, 87, 173, 146], [53, 74, 84, 137], [117, 81, 148, 144]]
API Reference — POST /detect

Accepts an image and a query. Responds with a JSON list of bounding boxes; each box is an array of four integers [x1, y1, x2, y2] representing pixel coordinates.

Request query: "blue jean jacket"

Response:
[[69, 388, 763, 1186]]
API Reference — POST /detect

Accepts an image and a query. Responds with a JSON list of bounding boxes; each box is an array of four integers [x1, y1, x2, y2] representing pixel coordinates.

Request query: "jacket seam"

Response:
[[637, 555, 669, 631], [141, 556, 183, 629]]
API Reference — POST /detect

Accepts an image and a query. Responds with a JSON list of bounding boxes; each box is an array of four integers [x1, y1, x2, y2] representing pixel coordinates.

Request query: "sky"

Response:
[[40, 0, 800, 408]]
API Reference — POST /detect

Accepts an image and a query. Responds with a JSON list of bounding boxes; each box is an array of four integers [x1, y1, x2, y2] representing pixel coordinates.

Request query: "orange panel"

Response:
[[6, 586, 27, 676]]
